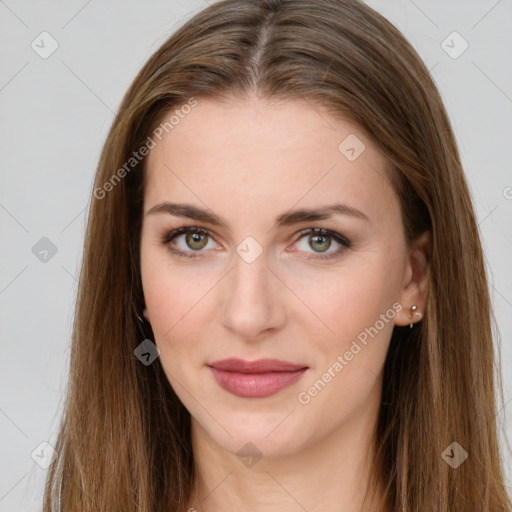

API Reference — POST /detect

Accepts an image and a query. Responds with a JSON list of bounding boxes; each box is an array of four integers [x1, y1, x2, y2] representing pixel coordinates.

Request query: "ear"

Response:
[[394, 230, 431, 327], [143, 305, 150, 321]]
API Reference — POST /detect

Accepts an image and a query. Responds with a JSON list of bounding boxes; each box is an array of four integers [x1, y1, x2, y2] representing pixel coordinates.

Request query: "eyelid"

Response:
[[160, 225, 351, 261], [294, 227, 351, 247], [160, 226, 221, 253], [289, 228, 351, 260], [161, 225, 210, 243]]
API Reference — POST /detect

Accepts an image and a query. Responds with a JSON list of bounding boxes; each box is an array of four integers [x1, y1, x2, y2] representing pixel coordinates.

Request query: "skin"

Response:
[[140, 95, 429, 512]]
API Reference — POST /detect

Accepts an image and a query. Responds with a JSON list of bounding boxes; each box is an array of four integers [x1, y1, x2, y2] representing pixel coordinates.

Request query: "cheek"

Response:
[[141, 238, 190, 317], [140, 268, 201, 389], [142, 274, 204, 346], [294, 270, 398, 425], [141, 243, 184, 339], [140, 244, 218, 365], [292, 254, 402, 393], [289, 260, 400, 339]]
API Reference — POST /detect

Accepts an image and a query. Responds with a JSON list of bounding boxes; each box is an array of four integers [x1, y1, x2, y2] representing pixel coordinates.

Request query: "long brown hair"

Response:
[[43, 0, 511, 510]]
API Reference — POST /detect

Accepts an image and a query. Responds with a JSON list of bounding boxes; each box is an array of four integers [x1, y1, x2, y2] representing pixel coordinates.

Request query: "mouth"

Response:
[[207, 358, 309, 398]]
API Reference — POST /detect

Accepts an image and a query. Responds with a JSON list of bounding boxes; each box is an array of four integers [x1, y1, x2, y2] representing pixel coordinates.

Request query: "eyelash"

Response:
[[160, 226, 352, 261]]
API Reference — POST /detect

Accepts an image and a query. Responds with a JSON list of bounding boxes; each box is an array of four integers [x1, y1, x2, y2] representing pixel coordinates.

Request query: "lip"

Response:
[[208, 358, 308, 398]]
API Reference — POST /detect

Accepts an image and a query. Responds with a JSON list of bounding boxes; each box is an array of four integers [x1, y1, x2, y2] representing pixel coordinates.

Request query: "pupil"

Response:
[[187, 232, 207, 250], [312, 235, 330, 252]]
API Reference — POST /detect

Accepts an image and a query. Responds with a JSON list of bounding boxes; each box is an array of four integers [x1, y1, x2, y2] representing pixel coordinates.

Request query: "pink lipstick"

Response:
[[208, 358, 308, 398]]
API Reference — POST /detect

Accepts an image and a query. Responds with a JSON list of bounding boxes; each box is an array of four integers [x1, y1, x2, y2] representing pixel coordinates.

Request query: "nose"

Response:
[[220, 250, 287, 341]]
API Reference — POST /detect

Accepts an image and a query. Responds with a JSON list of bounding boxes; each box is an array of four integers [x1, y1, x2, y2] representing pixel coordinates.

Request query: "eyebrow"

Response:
[[146, 201, 370, 228]]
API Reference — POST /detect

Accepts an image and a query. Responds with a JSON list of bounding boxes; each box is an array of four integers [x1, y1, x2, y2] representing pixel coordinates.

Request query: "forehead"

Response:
[[143, 97, 396, 223]]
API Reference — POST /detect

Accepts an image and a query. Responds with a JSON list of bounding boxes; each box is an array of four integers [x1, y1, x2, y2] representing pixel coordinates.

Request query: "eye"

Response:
[[160, 226, 351, 261], [292, 228, 351, 261], [160, 226, 217, 260]]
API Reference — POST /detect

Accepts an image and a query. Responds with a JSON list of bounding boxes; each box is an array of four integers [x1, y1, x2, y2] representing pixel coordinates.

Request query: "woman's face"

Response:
[[140, 96, 426, 457]]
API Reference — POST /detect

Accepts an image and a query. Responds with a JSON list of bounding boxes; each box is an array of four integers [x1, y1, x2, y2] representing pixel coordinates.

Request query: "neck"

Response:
[[185, 383, 387, 512]]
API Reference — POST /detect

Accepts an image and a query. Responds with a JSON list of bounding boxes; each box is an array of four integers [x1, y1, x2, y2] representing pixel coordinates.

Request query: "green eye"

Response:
[[294, 228, 351, 261], [184, 231, 208, 251], [161, 226, 212, 259], [161, 226, 351, 261]]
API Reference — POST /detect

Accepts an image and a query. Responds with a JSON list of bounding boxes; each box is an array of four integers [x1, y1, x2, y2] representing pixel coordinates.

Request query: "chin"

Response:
[[192, 409, 313, 461]]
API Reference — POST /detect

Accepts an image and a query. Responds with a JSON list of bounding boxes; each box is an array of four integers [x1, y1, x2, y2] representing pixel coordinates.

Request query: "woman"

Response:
[[43, 0, 511, 510]]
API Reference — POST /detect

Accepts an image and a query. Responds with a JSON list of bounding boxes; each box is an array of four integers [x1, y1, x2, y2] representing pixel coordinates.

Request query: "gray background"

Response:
[[0, 0, 511, 509]]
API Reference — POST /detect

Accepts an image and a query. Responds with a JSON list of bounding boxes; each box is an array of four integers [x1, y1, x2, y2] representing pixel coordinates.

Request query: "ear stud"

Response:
[[409, 305, 418, 328]]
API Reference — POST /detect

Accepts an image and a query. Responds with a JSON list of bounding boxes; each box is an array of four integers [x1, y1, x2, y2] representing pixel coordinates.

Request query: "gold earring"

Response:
[[408, 305, 418, 328]]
